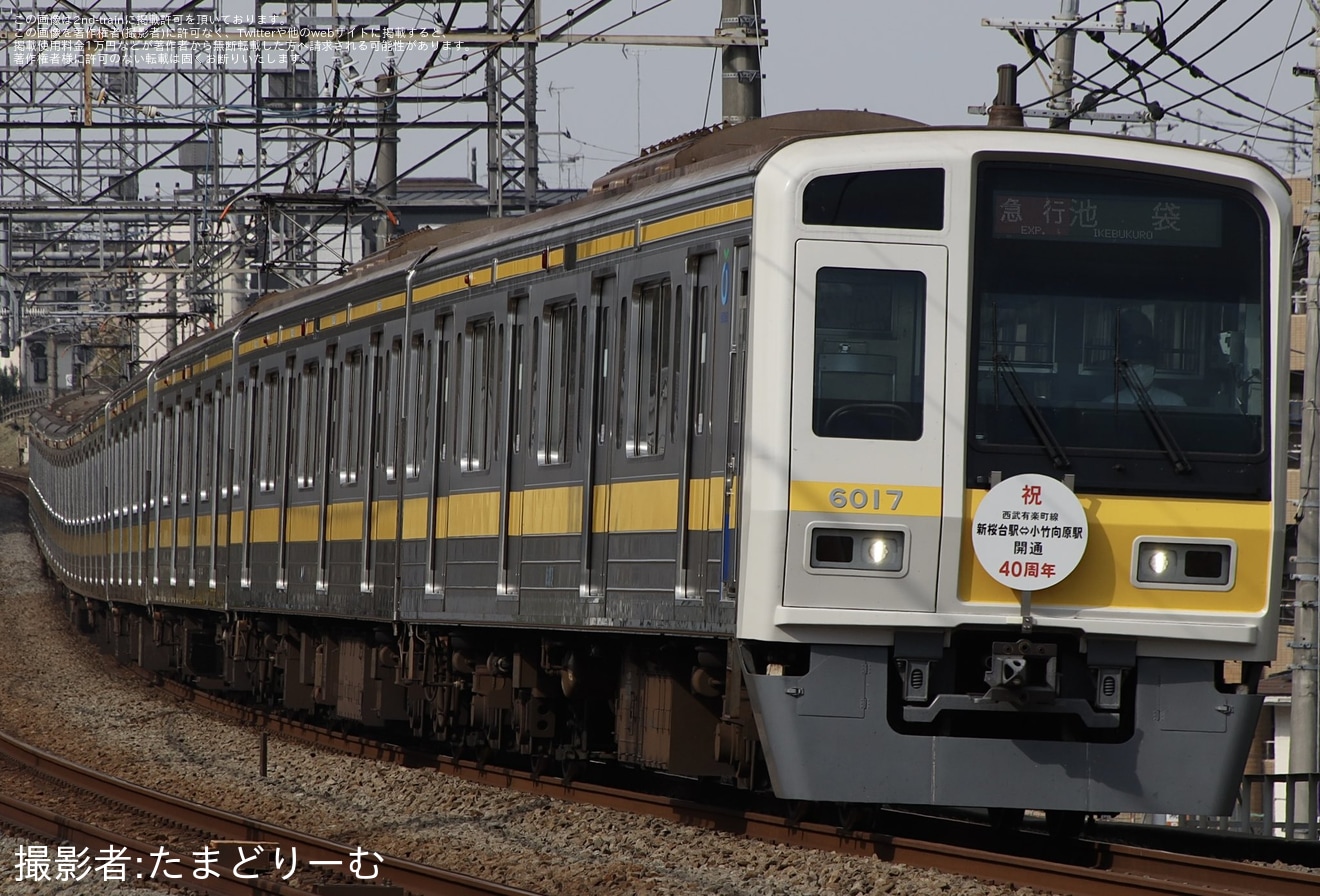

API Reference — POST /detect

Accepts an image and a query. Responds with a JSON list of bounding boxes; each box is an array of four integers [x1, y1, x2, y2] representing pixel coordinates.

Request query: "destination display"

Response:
[[991, 191, 1222, 247]]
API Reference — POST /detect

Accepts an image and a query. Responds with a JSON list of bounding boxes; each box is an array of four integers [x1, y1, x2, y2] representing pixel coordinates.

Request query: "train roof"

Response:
[[163, 111, 929, 358]]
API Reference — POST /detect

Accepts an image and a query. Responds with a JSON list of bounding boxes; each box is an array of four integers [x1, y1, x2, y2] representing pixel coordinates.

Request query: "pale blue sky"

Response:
[[513, 1, 1318, 187]]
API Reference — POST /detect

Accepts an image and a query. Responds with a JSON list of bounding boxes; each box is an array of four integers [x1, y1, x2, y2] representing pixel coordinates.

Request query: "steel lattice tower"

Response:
[[0, 0, 547, 390]]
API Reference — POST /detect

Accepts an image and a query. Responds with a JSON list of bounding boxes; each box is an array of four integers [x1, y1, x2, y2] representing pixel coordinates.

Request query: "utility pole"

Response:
[[1046, 0, 1080, 129], [1290, 1, 1320, 782], [977, 5, 1143, 127], [376, 64, 400, 250], [719, 0, 763, 124], [547, 83, 580, 189]]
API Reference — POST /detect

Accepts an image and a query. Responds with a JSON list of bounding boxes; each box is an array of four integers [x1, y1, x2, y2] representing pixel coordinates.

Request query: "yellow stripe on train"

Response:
[[958, 490, 1273, 614]]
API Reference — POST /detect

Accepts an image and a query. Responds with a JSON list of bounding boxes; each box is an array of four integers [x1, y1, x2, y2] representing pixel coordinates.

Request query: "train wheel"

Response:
[[987, 807, 1025, 832], [1045, 809, 1087, 839]]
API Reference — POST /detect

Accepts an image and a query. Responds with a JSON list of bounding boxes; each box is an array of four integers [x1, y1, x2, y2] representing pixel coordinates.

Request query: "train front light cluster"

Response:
[[1132, 538, 1235, 589], [809, 526, 907, 574]]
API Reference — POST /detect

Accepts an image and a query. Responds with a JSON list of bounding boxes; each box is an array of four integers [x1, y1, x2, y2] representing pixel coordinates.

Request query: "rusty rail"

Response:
[[0, 728, 545, 896]]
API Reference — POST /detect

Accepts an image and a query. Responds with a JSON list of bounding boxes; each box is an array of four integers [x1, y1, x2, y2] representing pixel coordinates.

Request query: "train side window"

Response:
[[340, 350, 363, 485], [462, 318, 496, 472], [130, 423, 140, 514], [615, 300, 627, 452], [453, 332, 464, 459], [382, 337, 403, 480], [731, 249, 749, 426], [405, 332, 429, 478], [283, 360, 297, 493], [671, 286, 682, 442], [812, 266, 926, 441], [578, 306, 588, 455], [310, 359, 323, 487], [436, 318, 451, 463], [624, 279, 673, 458], [802, 168, 945, 230], [160, 405, 174, 507], [695, 283, 710, 435], [297, 360, 321, 489], [511, 314, 524, 456], [179, 399, 194, 505], [325, 350, 340, 482], [530, 316, 541, 456], [255, 373, 268, 492], [259, 369, 282, 492], [538, 300, 577, 465], [232, 376, 249, 499], [367, 342, 384, 482], [199, 392, 214, 502], [291, 368, 305, 489]]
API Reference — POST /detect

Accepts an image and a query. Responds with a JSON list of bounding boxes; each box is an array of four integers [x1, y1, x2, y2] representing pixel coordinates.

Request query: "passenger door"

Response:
[[499, 295, 530, 600], [785, 240, 947, 612], [582, 274, 616, 600]]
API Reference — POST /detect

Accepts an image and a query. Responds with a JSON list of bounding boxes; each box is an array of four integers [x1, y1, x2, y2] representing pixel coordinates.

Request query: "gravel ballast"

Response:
[[0, 493, 1039, 896]]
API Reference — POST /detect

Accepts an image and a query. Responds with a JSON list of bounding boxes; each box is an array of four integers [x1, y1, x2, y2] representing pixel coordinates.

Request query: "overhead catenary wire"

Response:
[[1248, 0, 1307, 152], [1077, 28, 1314, 134], [1082, 5, 1310, 122], [1002, 0, 1311, 162], [361, 0, 682, 191]]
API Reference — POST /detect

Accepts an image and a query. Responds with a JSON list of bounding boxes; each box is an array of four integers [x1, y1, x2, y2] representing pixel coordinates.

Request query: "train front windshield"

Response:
[[968, 162, 1272, 498]]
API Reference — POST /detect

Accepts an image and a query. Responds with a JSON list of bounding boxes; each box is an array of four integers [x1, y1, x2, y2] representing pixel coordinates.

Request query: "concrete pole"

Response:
[[1046, 0, 1080, 130], [720, 0, 762, 124], [375, 67, 399, 249], [165, 274, 178, 353], [1289, 9, 1320, 780]]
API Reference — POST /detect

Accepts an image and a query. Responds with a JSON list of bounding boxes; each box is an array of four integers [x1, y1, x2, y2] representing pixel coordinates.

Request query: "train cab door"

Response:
[[581, 273, 617, 600], [499, 295, 531, 601], [786, 240, 947, 612]]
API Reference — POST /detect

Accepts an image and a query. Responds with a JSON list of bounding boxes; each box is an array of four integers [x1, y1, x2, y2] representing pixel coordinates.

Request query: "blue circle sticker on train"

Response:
[[971, 474, 1088, 591], [720, 262, 730, 305]]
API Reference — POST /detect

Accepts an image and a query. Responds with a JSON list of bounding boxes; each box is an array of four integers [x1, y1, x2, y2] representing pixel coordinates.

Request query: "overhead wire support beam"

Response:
[[981, 3, 1145, 128], [965, 104, 1147, 123], [980, 18, 1144, 33], [0, 28, 767, 47]]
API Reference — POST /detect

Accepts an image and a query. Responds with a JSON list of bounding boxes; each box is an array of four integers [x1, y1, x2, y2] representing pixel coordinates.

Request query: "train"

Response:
[[27, 109, 1291, 828]]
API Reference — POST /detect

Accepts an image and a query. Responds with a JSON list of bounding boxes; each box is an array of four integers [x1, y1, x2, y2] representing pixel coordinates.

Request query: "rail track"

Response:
[[123, 674, 1319, 896], [0, 467, 28, 500], [0, 726, 546, 896]]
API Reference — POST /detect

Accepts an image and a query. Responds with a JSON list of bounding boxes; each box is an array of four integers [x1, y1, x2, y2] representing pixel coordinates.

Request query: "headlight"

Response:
[[1133, 538, 1234, 589], [811, 527, 906, 574], [1146, 548, 1174, 576], [862, 533, 903, 570]]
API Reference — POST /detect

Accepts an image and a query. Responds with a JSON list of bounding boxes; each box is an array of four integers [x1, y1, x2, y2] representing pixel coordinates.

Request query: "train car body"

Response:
[[29, 110, 1290, 818]]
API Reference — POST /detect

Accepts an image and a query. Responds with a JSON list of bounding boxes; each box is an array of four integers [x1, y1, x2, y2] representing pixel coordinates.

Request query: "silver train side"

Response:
[[29, 111, 1291, 818]]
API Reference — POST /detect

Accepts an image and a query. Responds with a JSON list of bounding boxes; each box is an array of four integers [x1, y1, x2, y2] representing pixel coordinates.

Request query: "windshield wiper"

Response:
[[993, 355, 1070, 470], [1116, 359, 1193, 474]]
